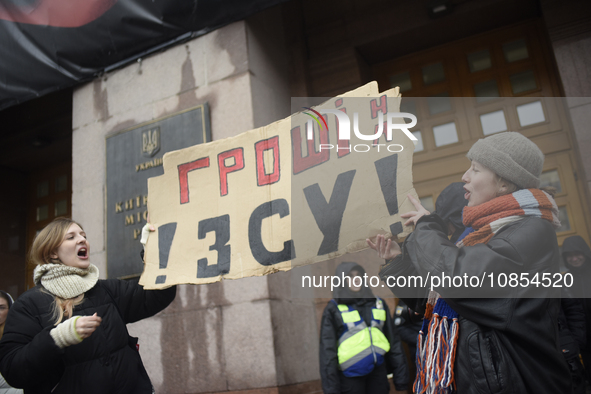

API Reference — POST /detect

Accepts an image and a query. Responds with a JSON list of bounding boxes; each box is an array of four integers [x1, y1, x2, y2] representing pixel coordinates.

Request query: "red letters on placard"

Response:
[[291, 124, 329, 174], [218, 148, 245, 196], [178, 157, 210, 204], [255, 136, 280, 186], [370, 95, 387, 119]]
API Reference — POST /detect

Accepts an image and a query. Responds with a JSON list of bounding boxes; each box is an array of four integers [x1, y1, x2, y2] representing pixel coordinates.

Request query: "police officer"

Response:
[[319, 262, 408, 393]]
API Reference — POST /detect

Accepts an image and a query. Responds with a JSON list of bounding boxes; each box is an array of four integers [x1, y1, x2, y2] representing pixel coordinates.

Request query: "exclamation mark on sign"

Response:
[[155, 222, 178, 284], [374, 154, 403, 236]]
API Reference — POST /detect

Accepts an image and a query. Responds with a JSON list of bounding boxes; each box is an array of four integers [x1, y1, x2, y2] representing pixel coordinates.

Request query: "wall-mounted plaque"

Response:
[[106, 104, 211, 279]]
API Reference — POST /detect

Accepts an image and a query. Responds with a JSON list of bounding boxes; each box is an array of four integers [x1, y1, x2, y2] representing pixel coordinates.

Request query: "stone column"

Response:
[[71, 6, 321, 392], [541, 0, 591, 209]]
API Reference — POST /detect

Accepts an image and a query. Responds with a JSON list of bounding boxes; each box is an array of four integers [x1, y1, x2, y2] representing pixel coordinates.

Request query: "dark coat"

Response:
[[0, 280, 176, 394], [379, 214, 572, 394], [558, 290, 586, 360], [319, 262, 408, 394], [561, 235, 591, 349]]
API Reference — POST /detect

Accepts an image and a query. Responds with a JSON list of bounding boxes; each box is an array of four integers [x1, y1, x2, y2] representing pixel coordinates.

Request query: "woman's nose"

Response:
[[461, 171, 469, 183]]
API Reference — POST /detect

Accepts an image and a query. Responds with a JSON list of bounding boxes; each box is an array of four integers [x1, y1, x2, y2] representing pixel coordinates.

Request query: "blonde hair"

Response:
[[29, 217, 86, 324]]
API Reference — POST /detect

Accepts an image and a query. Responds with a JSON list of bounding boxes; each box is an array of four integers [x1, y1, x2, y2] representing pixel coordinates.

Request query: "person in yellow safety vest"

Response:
[[319, 262, 408, 394]]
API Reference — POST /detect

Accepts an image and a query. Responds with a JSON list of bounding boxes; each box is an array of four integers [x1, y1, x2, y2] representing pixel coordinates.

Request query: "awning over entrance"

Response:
[[0, 0, 287, 110]]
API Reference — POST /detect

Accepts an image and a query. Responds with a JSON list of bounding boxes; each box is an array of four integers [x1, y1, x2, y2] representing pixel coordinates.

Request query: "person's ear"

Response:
[[50, 251, 58, 259]]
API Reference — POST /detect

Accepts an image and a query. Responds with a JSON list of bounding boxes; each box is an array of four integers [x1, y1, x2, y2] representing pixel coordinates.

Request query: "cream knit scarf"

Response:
[[33, 263, 99, 299]]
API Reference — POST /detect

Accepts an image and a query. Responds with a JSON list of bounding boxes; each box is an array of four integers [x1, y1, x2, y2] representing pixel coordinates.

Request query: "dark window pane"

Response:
[[390, 72, 412, 92], [474, 80, 500, 102], [55, 175, 68, 192], [55, 200, 68, 216], [37, 181, 49, 198], [37, 205, 48, 222], [503, 39, 529, 63], [400, 99, 417, 121], [422, 63, 445, 85], [467, 49, 492, 73], [510, 70, 537, 94]]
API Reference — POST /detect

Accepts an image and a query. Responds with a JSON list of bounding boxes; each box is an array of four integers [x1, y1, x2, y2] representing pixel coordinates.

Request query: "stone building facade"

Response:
[[2, 1, 591, 393]]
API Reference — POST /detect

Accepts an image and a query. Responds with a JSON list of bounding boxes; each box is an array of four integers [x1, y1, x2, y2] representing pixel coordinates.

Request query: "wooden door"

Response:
[[25, 162, 72, 289], [372, 20, 591, 246]]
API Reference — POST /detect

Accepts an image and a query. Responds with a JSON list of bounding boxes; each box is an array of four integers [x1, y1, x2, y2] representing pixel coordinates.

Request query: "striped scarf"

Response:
[[413, 188, 560, 394]]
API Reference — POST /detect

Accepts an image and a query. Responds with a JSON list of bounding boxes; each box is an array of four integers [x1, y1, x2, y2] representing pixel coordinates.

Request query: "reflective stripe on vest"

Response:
[[371, 307, 390, 356], [335, 298, 391, 377]]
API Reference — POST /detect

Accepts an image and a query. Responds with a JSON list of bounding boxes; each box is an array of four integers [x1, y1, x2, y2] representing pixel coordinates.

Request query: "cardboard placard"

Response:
[[140, 82, 418, 288]]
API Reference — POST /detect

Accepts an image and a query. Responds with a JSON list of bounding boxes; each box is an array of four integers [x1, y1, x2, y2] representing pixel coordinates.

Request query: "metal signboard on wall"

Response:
[[106, 104, 211, 279]]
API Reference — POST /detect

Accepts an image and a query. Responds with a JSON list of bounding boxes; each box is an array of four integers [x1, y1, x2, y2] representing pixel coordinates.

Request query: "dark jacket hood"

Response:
[[434, 182, 468, 243], [333, 262, 374, 302], [562, 235, 591, 270], [0, 291, 13, 309]]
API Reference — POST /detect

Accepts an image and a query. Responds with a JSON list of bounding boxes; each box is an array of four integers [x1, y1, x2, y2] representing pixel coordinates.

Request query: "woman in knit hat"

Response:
[[0, 217, 176, 393], [368, 132, 572, 393]]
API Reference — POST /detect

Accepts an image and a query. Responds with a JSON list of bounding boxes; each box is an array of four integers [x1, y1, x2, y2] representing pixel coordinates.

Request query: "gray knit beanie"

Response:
[[466, 132, 544, 189]]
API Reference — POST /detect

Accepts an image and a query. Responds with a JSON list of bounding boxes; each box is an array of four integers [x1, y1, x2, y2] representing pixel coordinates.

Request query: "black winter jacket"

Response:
[[319, 262, 408, 393], [561, 235, 591, 349], [558, 292, 586, 361], [0, 280, 176, 394], [379, 214, 571, 394]]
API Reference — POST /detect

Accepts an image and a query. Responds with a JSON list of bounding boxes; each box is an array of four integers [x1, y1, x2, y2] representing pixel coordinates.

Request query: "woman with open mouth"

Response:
[[368, 132, 572, 394], [0, 217, 176, 393]]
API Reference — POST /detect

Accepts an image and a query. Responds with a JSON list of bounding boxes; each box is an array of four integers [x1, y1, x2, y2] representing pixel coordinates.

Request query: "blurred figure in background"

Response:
[[392, 300, 421, 370], [0, 290, 22, 394], [562, 235, 591, 387], [0, 292, 11, 340], [558, 288, 586, 394]]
